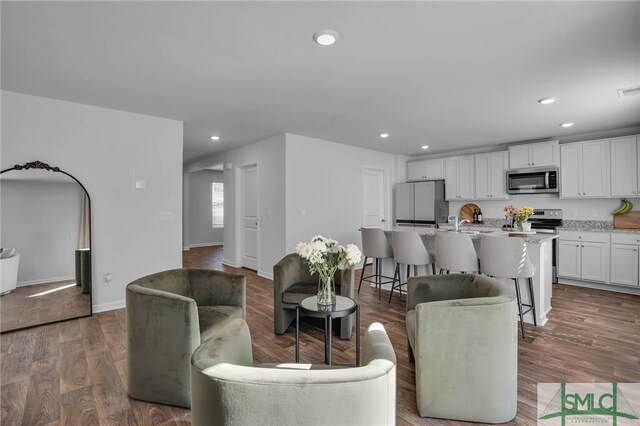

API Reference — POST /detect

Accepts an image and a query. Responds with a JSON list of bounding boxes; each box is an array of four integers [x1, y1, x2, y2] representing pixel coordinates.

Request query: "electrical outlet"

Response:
[[105, 273, 112, 285]]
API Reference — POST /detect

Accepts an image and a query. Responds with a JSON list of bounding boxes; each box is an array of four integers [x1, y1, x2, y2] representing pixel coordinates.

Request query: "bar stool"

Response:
[[479, 235, 536, 338], [435, 232, 479, 274], [390, 230, 436, 303], [358, 227, 396, 300]]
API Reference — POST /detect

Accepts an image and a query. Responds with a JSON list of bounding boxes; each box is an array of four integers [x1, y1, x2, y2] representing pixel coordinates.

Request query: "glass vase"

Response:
[[317, 275, 336, 306]]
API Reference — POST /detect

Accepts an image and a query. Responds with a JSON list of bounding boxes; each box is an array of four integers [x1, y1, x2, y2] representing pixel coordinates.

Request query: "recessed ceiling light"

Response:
[[559, 122, 574, 128], [313, 30, 339, 46], [618, 86, 640, 98], [421, 145, 429, 150], [210, 135, 220, 141], [537, 97, 557, 105], [379, 133, 389, 139]]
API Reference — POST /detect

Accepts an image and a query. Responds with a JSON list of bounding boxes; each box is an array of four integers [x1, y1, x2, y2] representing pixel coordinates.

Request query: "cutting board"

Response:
[[614, 211, 640, 229], [460, 203, 481, 223]]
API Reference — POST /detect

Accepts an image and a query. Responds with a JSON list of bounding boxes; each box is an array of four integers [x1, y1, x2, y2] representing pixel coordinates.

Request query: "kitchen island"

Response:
[[376, 226, 557, 326]]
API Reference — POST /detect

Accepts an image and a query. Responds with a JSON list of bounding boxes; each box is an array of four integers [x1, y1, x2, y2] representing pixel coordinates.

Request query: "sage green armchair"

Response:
[[191, 319, 397, 426], [126, 268, 245, 408], [273, 253, 354, 340], [406, 273, 518, 423]]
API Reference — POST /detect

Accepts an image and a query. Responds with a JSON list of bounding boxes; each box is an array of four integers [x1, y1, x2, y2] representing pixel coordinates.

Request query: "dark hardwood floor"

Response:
[[1, 279, 91, 333], [1, 245, 639, 425]]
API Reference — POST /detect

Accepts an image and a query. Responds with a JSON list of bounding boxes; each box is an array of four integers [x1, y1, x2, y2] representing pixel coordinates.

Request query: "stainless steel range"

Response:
[[528, 209, 563, 234], [530, 209, 563, 283]]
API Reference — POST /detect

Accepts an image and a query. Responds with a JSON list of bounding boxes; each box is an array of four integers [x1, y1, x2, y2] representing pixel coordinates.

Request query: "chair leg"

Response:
[[357, 256, 368, 294], [376, 258, 382, 301], [408, 339, 415, 363], [439, 268, 444, 275], [528, 277, 537, 326], [389, 263, 400, 303], [513, 278, 526, 338], [431, 263, 436, 275]]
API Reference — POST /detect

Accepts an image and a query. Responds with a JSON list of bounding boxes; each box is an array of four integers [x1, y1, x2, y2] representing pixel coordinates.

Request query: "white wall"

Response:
[[185, 170, 224, 247], [1, 179, 82, 284], [186, 134, 286, 279], [285, 134, 400, 253], [1, 91, 183, 312]]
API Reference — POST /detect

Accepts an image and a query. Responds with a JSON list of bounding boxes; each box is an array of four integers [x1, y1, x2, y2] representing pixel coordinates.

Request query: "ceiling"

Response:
[[2, 1, 639, 165]]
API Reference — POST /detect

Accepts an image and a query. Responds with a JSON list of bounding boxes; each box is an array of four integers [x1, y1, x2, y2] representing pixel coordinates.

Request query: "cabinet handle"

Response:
[[532, 163, 535, 166]]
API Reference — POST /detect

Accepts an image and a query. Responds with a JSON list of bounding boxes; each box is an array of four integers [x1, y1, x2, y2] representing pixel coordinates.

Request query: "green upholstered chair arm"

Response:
[[407, 273, 508, 312], [191, 321, 396, 426], [336, 267, 355, 298], [187, 269, 246, 315], [126, 283, 200, 407]]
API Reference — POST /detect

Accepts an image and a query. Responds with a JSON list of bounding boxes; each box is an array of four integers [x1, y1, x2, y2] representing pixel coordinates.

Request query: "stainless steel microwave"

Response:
[[506, 167, 559, 194]]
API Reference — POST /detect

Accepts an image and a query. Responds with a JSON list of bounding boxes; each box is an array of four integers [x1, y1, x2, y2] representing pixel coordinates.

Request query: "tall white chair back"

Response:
[[479, 235, 536, 338], [479, 236, 534, 279], [361, 228, 393, 259], [358, 228, 396, 300], [389, 231, 435, 302], [392, 231, 434, 266], [435, 232, 478, 273]]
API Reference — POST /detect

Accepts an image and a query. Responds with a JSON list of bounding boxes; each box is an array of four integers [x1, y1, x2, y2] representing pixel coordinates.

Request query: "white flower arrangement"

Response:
[[295, 235, 362, 279]]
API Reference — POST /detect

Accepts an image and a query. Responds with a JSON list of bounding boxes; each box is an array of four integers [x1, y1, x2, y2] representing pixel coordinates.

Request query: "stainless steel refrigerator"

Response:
[[395, 180, 449, 226]]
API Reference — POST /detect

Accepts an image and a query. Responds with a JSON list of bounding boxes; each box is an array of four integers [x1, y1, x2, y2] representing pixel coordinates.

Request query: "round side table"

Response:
[[295, 295, 360, 366]]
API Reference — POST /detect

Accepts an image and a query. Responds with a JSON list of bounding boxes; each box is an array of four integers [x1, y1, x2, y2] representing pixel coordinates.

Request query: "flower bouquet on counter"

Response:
[[295, 235, 361, 305], [504, 205, 534, 231]]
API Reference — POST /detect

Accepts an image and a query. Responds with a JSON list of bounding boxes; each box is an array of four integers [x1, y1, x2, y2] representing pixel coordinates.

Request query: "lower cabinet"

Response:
[[557, 231, 609, 283], [610, 233, 640, 287]]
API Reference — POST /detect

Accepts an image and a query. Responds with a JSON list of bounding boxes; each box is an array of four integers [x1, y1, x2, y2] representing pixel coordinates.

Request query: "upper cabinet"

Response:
[[475, 151, 509, 200], [508, 141, 560, 169], [407, 159, 445, 181], [610, 136, 640, 197], [560, 140, 609, 198], [445, 156, 475, 200]]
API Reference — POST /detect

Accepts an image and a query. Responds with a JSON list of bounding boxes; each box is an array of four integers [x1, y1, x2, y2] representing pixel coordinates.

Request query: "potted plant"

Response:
[[296, 235, 362, 305], [504, 205, 534, 231]]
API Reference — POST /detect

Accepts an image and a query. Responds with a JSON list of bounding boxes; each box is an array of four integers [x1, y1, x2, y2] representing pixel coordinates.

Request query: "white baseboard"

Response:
[[182, 247, 190, 251], [188, 242, 223, 249], [93, 299, 125, 313], [17, 276, 75, 287], [258, 270, 273, 280], [222, 259, 237, 268]]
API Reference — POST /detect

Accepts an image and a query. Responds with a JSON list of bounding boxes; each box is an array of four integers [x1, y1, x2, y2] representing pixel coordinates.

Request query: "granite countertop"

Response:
[[390, 226, 558, 243]]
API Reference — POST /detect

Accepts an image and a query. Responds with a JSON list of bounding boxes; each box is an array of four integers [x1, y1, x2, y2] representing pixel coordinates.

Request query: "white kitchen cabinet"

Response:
[[609, 233, 640, 287], [560, 140, 609, 198], [557, 231, 609, 283], [444, 156, 474, 200], [475, 151, 509, 200], [508, 141, 560, 169], [407, 159, 445, 181], [610, 136, 640, 197]]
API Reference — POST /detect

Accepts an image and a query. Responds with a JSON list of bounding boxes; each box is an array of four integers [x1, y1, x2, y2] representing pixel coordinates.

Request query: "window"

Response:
[[212, 182, 224, 227]]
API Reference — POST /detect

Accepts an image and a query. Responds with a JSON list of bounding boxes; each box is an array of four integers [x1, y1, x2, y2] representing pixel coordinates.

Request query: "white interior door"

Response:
[[240, 165, 258, 270], [362, 166, 388, 229]]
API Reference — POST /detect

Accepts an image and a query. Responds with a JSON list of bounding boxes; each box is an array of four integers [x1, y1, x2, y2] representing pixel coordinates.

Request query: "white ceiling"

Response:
[[2, 1, 639, 165]]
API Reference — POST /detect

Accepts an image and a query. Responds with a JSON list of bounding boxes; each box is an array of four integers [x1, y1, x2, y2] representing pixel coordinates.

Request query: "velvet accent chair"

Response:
[[273, 253, 355, 340], [191, 319, 397, 426], [126, 268, 246, 408], [405, 273, 518, 423]]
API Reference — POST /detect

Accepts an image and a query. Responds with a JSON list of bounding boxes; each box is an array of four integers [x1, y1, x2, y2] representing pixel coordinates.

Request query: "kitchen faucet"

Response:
[[455, 218, 470, 232]]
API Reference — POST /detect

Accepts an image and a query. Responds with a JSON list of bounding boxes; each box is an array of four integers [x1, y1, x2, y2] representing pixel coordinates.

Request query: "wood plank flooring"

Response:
[[1, 279, 91, 332], [1, 245, 639, 425]]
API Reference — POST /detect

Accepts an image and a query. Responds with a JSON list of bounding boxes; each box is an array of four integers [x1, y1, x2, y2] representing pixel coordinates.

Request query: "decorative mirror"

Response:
[[0, 161, 92, 332]]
